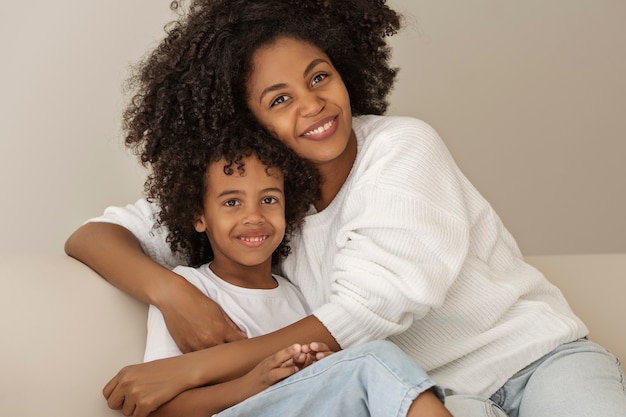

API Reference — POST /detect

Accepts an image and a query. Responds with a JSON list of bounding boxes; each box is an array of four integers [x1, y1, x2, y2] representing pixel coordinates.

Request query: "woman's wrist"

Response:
[[148, 267, 193, 309]]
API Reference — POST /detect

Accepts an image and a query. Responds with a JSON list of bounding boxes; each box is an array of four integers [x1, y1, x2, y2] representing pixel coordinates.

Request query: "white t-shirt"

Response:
[[144, 263, 311, 362]]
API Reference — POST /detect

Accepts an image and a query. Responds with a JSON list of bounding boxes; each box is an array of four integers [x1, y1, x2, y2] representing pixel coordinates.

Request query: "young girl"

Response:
[[131, 121, 449, 417], [66, 1, 626, 416]]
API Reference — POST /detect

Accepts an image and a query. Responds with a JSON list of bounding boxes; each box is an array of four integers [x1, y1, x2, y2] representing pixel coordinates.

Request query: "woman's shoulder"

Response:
[[353, 115, 448, 160], [353, 114, 437, 137]]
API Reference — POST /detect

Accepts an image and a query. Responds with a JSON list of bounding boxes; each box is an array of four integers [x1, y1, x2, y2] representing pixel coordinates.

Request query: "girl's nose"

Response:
[[242, 206, 265, 225]]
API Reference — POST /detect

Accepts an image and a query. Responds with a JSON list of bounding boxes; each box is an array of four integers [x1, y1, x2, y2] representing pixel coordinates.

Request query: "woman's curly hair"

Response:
[[123, 0, 402, 166], [149, 116, 320, 267]]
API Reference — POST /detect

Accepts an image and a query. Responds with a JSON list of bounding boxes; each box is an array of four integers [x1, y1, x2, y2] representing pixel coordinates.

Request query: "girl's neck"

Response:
[[314, 130, 358, 212], [209, 260, 277, 289]]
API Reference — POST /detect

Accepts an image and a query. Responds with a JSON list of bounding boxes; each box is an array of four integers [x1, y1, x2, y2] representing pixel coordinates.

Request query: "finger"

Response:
[[271, 344, 302, 367], [121, 399, 136, 417], [102, 376, 116, 400], [309, 342, 330, 352], [103, 377, 124, 410], [269, 364, 300, 382], [316, 351, 334, 360]]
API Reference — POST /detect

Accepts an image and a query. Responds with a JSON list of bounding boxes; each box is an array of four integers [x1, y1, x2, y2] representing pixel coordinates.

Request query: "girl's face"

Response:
[[194, 154, 286, 287], [246, 37, 354, 171]]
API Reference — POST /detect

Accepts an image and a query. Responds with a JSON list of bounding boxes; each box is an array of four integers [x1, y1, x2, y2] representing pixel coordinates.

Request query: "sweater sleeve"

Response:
[[313, 117, 472, 348], [87, 198, 184, 270]]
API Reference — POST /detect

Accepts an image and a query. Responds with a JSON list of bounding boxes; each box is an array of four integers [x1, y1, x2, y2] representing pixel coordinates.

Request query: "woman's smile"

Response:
[[301, 115, 338, 139]]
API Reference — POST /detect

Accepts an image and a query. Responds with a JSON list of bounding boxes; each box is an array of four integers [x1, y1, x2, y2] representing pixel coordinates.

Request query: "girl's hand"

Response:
[[238, 344, 304, 398], [158, 279, 247, 352], [103, 355, 197, 417]]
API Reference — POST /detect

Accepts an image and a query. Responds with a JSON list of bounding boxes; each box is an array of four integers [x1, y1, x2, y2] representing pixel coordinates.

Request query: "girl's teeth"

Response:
[[242, 236, 266, 242]]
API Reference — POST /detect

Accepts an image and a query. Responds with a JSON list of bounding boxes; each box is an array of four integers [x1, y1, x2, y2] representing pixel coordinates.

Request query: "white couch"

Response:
[[1, 253, 624, 416]]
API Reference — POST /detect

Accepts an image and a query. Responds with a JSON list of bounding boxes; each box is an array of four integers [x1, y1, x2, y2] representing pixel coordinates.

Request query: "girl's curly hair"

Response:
[[149, 116, 320, 267], [123, 0, 402, 166]]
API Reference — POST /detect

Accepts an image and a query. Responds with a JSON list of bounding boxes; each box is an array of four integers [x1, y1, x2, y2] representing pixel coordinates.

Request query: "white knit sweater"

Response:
[[91, 115, 587, 397]]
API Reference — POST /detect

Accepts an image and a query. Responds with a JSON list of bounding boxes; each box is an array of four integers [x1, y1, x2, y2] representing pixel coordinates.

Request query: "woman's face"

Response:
[[246, 37, 354, 170]]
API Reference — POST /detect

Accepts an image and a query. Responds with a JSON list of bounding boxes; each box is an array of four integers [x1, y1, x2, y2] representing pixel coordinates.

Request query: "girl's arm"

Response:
[[110, 343, 332, 417], [103, 315, 340, 415], [64, 221, 245, 351]]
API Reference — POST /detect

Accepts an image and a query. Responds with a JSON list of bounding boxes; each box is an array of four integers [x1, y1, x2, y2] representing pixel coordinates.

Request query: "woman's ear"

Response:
[[194, 215, 207, 233]]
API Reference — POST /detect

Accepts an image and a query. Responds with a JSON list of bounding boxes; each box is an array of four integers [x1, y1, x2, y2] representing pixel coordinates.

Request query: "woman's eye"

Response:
[[270, 95, 289, 107], [224, 199, 240, 207], [262, 197, 278, 204], [311, 73, 328, 85]]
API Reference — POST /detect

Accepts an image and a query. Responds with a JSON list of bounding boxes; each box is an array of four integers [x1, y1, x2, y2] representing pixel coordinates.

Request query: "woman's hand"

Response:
[[291, 342, 336, 369], [157, 278, 247, 352], [103, 354, 200, 417], [301, 341, 336, 363], [65, 222, 246, 352]]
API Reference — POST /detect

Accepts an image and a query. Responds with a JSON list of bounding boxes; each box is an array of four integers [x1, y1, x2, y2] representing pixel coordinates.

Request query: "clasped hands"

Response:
[[103, 342, 334, 417]]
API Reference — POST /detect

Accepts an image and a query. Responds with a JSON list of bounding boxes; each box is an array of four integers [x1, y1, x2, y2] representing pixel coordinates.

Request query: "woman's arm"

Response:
[[103, 315, 339, 415], [65, 222, 245, 351]]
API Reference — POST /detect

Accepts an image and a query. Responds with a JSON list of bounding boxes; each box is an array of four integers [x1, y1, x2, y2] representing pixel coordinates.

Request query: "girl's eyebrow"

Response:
[[258, 59, 330, 103], [216, 189, 242, 198], [216, 187, 284, 198], [262, 187, 284, 195]]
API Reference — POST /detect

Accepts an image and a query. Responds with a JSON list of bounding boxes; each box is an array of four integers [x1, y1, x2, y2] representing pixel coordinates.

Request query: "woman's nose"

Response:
[[299, 92, 325, 117]]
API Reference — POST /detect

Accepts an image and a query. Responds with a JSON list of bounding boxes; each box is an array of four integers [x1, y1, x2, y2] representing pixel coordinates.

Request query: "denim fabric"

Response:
[[215, 340, 440, 417], [445, 339, 626, 417]]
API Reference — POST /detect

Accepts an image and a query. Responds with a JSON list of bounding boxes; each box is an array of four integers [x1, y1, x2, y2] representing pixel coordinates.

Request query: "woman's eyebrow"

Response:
[[303, 58, 328, 77], [259, 83, 287, 104]]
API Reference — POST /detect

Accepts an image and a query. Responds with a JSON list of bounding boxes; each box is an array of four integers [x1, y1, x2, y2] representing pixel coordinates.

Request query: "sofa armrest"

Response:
[[0, 254, 147, 417]]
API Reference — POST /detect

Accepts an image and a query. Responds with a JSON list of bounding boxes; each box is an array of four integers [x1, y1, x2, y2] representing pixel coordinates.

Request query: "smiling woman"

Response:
[[246, 37, 356, 209]]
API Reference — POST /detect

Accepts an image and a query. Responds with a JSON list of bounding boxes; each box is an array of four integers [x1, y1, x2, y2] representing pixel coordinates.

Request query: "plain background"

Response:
[[1, 0, 624, 256]]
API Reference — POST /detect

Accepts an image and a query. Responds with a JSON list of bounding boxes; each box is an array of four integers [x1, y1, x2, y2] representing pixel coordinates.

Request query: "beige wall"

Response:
[[1, 0, 624, 256]]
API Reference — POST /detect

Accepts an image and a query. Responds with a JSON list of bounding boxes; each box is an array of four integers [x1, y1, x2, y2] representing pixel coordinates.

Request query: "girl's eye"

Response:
[[224, 199, 240, 207], [311, 73, 328, 86], [262, 196, 278, 204], [270, 95, 289, 107]]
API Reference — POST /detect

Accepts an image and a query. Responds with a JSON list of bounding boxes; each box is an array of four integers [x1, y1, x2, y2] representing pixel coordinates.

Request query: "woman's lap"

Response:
[[446, 339, 626, 417]]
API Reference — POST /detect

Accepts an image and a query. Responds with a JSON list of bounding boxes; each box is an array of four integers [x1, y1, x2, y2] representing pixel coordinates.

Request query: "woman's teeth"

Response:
[[304, 119, 334, 136]]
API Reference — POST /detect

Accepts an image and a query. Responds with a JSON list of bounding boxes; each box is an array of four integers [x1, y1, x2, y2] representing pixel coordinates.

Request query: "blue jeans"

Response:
[[445, 339, 626, 417], [215, 340, 442, 417]]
